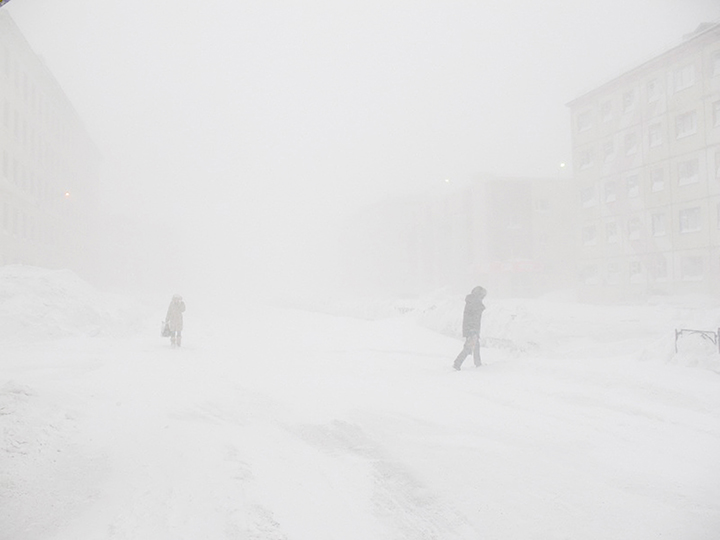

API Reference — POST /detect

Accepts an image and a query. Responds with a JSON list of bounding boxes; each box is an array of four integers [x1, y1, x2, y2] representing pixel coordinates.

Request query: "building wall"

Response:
[[0, 11, 99, 269], [470, 176, 576, 297], [568, 23, 720, 301], [338, 176, 576, 298]]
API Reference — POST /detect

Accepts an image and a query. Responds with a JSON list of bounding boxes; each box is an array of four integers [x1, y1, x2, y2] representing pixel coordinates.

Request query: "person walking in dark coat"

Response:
[[453, 286, 486, 370]]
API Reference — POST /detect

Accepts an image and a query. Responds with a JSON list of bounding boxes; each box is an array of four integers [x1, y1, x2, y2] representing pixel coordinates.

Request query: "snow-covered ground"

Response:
[[1, 266, 720, 539]]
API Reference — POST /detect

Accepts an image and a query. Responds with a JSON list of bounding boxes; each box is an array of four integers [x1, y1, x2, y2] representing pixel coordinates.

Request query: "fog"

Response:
[[3, 5, 720, 536], [5, 0, 720, 303]]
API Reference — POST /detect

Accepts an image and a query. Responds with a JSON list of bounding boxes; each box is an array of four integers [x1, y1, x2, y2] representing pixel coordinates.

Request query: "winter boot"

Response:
[[453, 352, 466, 371]]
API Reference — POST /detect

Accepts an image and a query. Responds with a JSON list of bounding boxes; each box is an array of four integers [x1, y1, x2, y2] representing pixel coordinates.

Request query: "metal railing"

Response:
[[674, 328, 720, 354]]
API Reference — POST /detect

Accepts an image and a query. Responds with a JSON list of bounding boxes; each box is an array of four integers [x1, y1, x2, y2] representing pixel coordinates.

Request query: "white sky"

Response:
[[5, 0, 720, 295]]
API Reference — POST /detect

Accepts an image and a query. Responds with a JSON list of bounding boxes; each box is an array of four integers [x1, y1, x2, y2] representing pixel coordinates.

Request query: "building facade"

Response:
[[339, 175, 576, 298], [568, 22, 720, 301], [0, 10, 100, 268]]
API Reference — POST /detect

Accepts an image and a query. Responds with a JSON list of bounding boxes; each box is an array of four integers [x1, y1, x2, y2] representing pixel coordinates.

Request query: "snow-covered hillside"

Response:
[[1, 266, 719, 539]]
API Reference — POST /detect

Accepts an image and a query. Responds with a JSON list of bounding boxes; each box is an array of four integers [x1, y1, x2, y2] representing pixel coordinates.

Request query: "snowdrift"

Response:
[[0, 265, 145, 342], [1, 266, 719, 538], [2, 265, 717, 369], [293, 289, 720, 371]]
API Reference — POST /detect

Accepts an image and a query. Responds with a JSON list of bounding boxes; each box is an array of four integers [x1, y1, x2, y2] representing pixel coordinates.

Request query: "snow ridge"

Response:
[[0, 265, 144, 342]]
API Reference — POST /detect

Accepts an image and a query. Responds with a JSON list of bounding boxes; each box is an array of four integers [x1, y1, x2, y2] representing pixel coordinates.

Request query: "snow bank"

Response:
[[0, 265, 145, 342], [1, 267, 719, 538], [0, 265, 142, 536], [294, 289, 720, 371], [0, 378, 103, 539], [420, 294, 720, 370]]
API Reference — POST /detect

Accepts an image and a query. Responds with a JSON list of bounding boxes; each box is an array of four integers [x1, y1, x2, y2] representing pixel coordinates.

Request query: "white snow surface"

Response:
[[1, 266, 720, 540]]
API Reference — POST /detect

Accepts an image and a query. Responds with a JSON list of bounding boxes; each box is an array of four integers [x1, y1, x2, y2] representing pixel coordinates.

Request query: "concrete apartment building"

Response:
[[0, 10, 100, 268], [340, 175, 576, 298], [568, 22, 720, 301]]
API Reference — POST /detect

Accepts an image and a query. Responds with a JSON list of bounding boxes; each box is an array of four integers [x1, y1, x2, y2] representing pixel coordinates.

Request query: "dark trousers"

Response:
[[170, 330, 182, 347], [454, 334, 480, 368]]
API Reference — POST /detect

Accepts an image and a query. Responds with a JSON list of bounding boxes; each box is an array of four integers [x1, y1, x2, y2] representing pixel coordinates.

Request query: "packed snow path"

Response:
[[2, 304, 720, 539]]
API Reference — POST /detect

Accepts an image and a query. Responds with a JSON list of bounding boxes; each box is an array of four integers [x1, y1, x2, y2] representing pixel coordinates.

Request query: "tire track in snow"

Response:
[[292, 419, 478, 540]]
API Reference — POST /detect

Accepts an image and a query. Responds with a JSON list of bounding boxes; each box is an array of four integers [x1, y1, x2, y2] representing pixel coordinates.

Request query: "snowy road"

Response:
[[2, 303, 720, 539]]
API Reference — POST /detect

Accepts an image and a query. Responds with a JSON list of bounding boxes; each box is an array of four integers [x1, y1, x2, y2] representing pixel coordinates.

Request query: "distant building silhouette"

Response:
[[339, 175, 576, 298]]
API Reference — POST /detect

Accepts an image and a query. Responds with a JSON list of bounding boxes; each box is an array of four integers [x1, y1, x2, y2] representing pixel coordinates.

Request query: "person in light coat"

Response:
[[165, 294, 185, 347], [453, 286, 486, 370]]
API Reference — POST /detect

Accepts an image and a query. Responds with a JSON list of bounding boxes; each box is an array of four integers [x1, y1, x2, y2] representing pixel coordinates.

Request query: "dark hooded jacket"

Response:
[[461, 292, 485, 337]]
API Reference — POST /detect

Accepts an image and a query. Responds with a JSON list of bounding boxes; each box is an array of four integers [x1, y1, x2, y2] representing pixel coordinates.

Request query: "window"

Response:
[[651, 168, 665, 192], [678, 159, 699, 186], [534, 198, 549, 212], [604, 181, 617, 203], [577, 111, 592, 132], [506, 212, 522, 230], [714, 100, 720, 128], [603, 140, 615, 162], [649, 254, 668, 281], [629, 260, 643, 283], [648, 123, 663, 147], [625, 132, 638, 155], [676, 111, 697, 138], [581, 186, 597, 208], [626, 175, 640, 197], [606, 221, 619, 243], [651, 213, 666, 236], [600, 100, 612, 122], [627, 217, 641, 240], [623, 89, 636, 113], [679, 207, 701, 233], [579, 149, 594, 170], [673, 64, 695, 92], [582, 225, 597, 245], [10, 207, 16, 236], [681, 256, 703, 280], [647, 79, 660, 102], [580, 264, 599, 285], [607, 262, 620, 284]]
